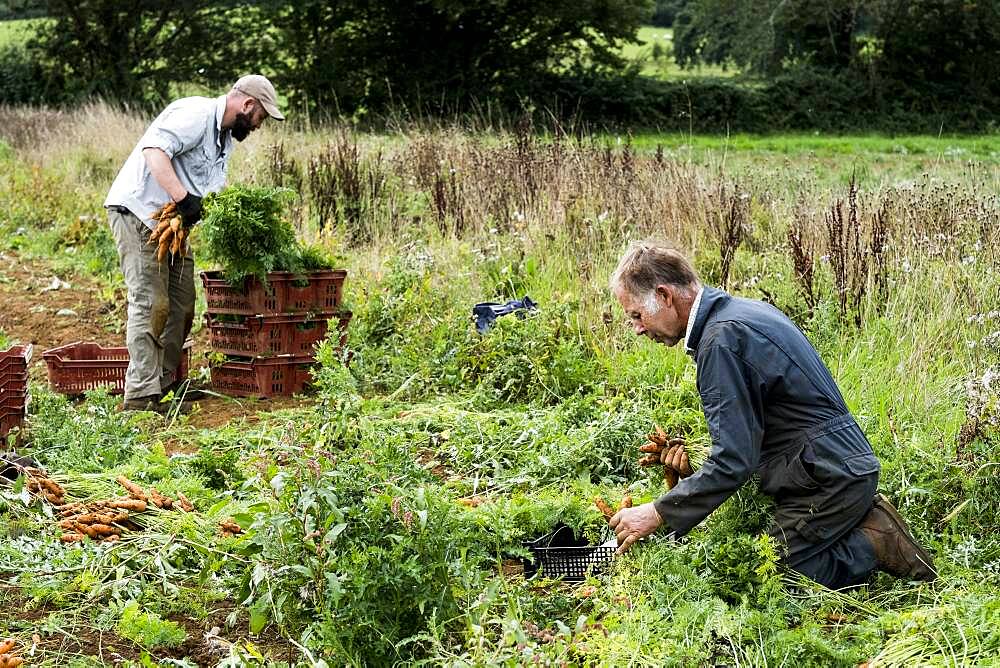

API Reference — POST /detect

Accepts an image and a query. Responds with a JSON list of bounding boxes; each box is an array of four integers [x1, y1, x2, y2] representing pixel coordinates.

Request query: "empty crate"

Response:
[[43, 340, 192, 395], [209, 354, 316, 398]]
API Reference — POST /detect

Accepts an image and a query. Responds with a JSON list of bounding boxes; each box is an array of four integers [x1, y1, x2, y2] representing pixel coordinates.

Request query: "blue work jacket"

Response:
[[653, 286, 881, 562]]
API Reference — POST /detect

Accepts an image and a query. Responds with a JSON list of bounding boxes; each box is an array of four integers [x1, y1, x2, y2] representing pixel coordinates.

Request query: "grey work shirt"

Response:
[[105, 95, 232, 229]]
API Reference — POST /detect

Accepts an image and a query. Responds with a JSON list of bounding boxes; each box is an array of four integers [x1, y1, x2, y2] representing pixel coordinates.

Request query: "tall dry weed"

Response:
[[0, 101, 146, 170]]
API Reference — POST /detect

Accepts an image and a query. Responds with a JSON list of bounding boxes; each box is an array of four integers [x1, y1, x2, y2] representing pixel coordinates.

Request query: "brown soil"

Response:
[[1, 590, 299, 664], [0, 253, 124, 381], [163, 394, 312, 455]]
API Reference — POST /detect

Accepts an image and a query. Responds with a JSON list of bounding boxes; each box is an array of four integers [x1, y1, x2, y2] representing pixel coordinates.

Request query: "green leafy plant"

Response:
[[116, 600, 187, 649], [236, 442, 489, 665], [199, 184, 302, 284], [186, 443, 246, 491]]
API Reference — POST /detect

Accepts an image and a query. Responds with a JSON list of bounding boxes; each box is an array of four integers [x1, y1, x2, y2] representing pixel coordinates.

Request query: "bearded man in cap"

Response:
[[105, 75, 284, 412]]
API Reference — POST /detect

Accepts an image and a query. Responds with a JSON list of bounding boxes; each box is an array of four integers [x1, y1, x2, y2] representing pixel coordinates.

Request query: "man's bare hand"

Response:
[[608, 502, 662, 555]]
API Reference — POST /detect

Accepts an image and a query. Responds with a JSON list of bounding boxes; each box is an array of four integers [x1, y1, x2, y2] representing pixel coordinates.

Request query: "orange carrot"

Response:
[[176, 492, 195, 512], [594, 496, 615, 520], [108, 498, 147, 512], [149, 488, 173, 510], [638, 453, 660, 467], [116, 476, 148, 502]]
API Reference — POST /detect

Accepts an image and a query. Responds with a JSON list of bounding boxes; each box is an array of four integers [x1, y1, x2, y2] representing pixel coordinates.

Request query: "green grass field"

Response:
[[619, 25, 737, 79], [1, 105, 999, 664], [0, 18, 37, 47]]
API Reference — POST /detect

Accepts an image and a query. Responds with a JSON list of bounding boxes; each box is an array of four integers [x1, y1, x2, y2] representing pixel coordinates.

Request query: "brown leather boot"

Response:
[[122, 394, 166, 413], [859, 494, 936, 582]]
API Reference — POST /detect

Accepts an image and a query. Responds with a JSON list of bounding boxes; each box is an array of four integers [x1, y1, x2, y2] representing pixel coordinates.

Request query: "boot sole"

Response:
[[873, 493, 937, 577]]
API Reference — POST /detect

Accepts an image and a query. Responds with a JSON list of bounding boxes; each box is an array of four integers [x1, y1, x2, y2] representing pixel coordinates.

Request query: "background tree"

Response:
[[265, 0, 653, 117], [31, 0, 269, 105], [672, 0, 865, 75], [650, 0, 690, 28], [872, 0, 1000, 110], [0, 0, 45, 19]]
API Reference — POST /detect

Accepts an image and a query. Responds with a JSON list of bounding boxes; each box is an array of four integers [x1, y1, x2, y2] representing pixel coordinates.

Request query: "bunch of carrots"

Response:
[[0, 639, 23, 667], [53, 474, 242, 541], [23, 468, 65, 505], [149, 201, 190, 263], [638, 424, 708, 489], [57, 475, 195, 543]]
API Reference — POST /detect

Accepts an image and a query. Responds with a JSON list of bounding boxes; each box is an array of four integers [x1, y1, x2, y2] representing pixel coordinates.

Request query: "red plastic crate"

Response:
[[0, 410, 26, 441], [204, 311, 351, 357], [210, 354, 316, 398], [200, 270, 347, 316], [0, 346, 32, 443], [42, 340, 193, 395], [0, 387, 28, 407], [0, 344, 32, 378], [0, 366, 29, 389], [0, 392, 29, 443]]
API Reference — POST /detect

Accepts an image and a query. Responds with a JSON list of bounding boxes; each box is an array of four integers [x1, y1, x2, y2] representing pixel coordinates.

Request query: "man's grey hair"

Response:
[[609, 241, 700, 297]]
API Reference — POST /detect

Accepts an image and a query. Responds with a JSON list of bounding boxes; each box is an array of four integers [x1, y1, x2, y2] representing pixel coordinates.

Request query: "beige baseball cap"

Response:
[[232, 74, 285, 121]]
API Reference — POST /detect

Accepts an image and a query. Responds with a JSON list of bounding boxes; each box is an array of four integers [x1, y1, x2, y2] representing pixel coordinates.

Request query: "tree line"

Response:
[[1, 0, 997, 131]]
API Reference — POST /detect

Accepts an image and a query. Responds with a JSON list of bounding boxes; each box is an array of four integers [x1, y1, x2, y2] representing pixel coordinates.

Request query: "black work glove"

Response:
[[176, 192, 203, 227]]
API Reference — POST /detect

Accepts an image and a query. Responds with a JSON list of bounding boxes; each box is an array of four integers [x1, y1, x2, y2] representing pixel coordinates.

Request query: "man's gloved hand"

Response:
[[638, 425, 693, 489], [176, 192, 203, 227]]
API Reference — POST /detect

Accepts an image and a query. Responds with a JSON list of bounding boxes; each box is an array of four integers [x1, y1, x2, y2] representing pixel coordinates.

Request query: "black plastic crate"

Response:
[[521, 524, 616, 582]]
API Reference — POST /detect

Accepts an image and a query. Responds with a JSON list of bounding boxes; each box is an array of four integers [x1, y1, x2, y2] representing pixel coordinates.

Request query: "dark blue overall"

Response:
[[653, 287, 879, 588]]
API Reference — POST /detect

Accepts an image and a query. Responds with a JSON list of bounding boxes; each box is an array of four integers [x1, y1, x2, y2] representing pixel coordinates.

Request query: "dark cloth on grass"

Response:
[[653, 286, 879, 589], [473, 296, 537, 334]]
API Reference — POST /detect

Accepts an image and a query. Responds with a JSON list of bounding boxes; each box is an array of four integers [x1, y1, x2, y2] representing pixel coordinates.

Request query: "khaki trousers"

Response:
[[108, 208, 194, 400]]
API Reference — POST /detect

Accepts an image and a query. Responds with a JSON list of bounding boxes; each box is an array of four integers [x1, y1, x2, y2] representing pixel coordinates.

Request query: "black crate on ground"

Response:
[[521, 524, 616, 582]]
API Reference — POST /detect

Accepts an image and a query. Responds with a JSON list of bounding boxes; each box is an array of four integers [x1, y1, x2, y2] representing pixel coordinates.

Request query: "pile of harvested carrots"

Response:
[[57, 475, 196, 543], [149, 201, 190, 263], [55, 474, 242, 541], [0, 639, 23, 667]]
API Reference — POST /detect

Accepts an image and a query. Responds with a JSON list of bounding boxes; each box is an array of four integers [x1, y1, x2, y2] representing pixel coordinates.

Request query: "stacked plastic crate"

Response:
[[201, 269, 350, 397], [0, 344, 32, 443]]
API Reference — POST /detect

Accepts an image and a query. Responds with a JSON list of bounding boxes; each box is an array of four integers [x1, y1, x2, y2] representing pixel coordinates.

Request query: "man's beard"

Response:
[[232, 112, 253, 141]]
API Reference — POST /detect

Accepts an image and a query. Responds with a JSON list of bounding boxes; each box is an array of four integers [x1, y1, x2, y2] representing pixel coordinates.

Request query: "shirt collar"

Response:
[[214, 95, 227, 148], [683, 286, 705, 355]]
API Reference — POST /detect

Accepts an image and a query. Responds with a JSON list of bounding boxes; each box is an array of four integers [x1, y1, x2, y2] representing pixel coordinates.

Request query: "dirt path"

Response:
[[0, 252, 124, 380]]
